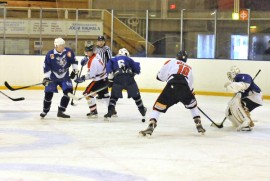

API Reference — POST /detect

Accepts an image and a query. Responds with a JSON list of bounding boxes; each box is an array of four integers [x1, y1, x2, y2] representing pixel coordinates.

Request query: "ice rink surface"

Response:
[[0, 90, 270, 181]]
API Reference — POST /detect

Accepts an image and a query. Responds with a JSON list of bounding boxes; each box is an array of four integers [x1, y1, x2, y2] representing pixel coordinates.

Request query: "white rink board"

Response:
[[0, 55, 270, 95]]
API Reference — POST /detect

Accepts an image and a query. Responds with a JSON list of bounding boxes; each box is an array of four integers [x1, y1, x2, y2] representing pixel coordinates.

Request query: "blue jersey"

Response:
[[44, 47, 78, 81], [106, 55, 140, 74], [234, 73, 261, 97]]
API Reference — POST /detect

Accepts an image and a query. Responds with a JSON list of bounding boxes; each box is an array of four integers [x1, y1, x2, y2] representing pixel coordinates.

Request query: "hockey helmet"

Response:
[[227, 66, 240, 81], [118, 48, 130, 57], [85, 45, 94, 52], [97, 35, 105, 41], [54, 37, 65, 47], [176, 50, 188, 62]]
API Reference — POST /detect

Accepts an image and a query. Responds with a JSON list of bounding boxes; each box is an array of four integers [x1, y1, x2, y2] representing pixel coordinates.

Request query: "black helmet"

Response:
[[85, 45, 94, 52], [97, 35, 105, 41], [176, 50, 188, 62]]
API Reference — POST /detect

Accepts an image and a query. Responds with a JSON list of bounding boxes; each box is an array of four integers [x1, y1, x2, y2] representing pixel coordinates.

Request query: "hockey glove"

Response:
[[42, 77, 51, 86], [70, 69, 79, 79], [80, 56, 88, 66], [74, 75, 85, 83]]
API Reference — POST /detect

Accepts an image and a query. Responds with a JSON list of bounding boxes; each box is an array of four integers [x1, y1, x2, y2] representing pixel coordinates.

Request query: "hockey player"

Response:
[[74, 45, 111, 118], [104, 48, 147, 121], [40, 37, 79, 119], [139, 50, 206, 136], [224, 66, 263, 131]]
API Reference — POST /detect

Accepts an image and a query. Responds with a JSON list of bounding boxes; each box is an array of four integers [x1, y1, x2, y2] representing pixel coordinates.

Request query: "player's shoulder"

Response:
[[93, 53, 102, 61], [46, 49, 54, 55], [45, 49, 54, 59], [237, 73, 251, 78]]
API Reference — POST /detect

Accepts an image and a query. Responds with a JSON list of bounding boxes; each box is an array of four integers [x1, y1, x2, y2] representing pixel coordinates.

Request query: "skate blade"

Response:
[[57, 117, 70, 120], [200, 131, 205, 135], [87, 115, 98, 119], [104, 117, 111, 122], [112, 114, 118, 117], [139, 131, 152, 137]]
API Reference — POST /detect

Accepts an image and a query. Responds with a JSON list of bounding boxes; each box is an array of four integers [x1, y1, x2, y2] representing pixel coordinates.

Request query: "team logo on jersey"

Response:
[[67, 51, 71, 58], [50, 54, 54, 59], [56, 54, 67, 67]]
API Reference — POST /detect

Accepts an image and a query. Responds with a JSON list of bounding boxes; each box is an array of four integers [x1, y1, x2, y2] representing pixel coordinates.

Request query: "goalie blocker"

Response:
[[225, 93, 254, 131]]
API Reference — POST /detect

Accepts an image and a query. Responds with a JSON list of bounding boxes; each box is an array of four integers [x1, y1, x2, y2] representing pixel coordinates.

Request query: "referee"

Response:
[[95, 35, 113, 99], [94, 35, 112, 66]]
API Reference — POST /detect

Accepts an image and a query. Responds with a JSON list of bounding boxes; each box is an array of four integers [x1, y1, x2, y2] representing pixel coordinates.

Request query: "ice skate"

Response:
[[139, 119, 157, 136], [104, 106, 115, 121], [139, 107, 147, 116], [112, 110, 118, 117], [239, 126, 252, 131], [57, 110, 70, 119], [104, 111, 113, 121], [87, 110, 98, 118], [194, 117, 206, 134], [237, 119, 252, 131], [40, 112, 47, 118]]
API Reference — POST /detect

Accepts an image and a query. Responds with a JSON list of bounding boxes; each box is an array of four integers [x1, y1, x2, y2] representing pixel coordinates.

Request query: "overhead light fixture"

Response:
[[232, 12, 239, 20]]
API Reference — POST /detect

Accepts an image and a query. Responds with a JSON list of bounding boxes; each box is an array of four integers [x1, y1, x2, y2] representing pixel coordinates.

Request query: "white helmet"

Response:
[[227, 66, 240, 81], [54, 37, 65, 47], [118, 48, 130, 57]]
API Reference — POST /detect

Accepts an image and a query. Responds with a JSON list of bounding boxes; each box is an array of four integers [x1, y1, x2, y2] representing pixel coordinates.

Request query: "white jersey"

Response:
[[85, 53, 107, 81], [157, 59, 194, 90]]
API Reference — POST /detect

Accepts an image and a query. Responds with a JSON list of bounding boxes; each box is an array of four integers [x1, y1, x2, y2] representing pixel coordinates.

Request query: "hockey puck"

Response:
[[142, 119, 145, 122]]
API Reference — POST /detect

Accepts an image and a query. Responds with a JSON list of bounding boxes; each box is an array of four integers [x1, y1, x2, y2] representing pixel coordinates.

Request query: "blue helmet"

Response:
[[176, 50, 188, 62]]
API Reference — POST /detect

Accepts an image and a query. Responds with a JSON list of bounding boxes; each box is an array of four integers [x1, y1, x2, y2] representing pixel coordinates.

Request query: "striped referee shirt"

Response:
[[94, 45, 112, 65]]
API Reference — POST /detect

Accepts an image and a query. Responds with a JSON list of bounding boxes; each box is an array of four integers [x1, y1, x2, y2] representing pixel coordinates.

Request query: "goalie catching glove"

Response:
[[224, 81, 250, 93]]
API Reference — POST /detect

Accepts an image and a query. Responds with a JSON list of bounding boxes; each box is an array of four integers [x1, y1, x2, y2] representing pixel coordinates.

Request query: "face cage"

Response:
[[227, 72, 236, 81]]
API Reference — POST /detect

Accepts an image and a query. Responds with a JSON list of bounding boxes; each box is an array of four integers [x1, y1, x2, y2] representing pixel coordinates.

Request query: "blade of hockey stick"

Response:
[[4, 81, 43, 91], [198, 107, 223, 128], [0, 91, 25, 101], [68, 86, 108, 101]]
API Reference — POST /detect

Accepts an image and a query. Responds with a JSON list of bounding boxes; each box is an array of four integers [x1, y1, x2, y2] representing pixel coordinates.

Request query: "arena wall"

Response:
[[0, 55, 269, 99]]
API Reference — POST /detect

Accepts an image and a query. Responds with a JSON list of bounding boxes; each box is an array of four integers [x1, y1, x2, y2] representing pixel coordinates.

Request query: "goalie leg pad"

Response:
[[226, 94, 253, 130]]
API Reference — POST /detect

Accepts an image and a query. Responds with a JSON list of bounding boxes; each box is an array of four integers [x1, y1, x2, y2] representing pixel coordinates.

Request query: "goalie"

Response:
[[224, 66, 263, 131]]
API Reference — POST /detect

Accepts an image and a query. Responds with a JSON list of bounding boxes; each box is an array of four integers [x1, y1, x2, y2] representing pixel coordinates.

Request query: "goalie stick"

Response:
[[211, 69, 261, 128], [4, 81, 44, 91], [68, 86, 108, 101], [0, 91, 25, 101]]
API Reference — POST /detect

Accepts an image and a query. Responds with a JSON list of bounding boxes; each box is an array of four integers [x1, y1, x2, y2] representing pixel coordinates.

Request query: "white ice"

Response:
[[0, 90, 270, 181]]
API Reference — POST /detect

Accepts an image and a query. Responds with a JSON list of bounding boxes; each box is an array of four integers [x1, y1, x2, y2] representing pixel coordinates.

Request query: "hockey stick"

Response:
[[71, 65, 84, 106], [198, 107, 223, 128], [0, 91, 25, 101], [68, 86, 108, 101], [211, 69, 261, 128], [4, 81, 44, 91]]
